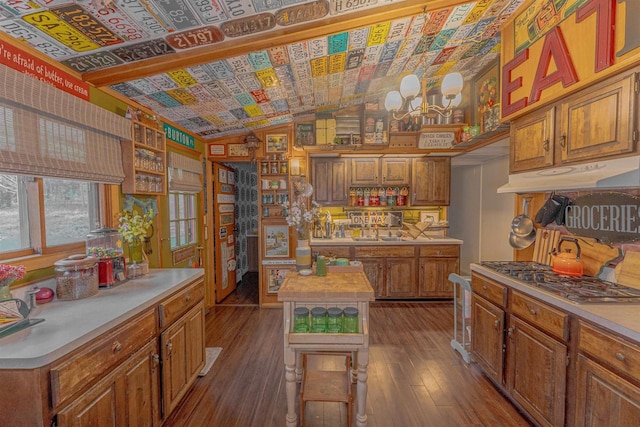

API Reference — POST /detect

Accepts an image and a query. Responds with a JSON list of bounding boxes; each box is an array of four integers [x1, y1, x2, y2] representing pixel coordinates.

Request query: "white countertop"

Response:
[[471, 264, 640, 343], [310, 236, 463, 246], [0, 268, 204, 369]]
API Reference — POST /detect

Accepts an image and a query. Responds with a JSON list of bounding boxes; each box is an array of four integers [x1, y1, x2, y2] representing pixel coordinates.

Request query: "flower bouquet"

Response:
[[282, 181, 320, 240], [0, 264, 26, 300], [118, 209, 154, 265]]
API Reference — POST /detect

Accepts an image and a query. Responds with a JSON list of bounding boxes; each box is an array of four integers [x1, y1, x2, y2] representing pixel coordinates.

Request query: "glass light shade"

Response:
[[399, 74, 421, 99], [384, 91, 403, 112], [442, 93, 462, 108], [409, 97, 422, 116], [441, 72, 463, 98]]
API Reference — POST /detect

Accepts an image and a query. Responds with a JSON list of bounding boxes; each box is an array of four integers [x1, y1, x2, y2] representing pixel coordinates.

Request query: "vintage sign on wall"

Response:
[[564, 192, 640, 244], [501, 0, 640, 120], [418, 132, 456, 149]]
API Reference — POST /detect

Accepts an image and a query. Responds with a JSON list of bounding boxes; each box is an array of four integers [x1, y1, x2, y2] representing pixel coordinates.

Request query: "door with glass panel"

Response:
[[212, 163, 237, 302]]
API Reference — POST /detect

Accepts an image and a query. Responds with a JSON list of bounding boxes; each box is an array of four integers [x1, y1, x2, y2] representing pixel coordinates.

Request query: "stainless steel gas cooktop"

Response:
[[480, 261, 640, 304]]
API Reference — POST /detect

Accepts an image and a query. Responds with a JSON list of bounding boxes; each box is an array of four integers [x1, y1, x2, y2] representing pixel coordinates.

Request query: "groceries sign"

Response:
[[501, 0, 640, 119], [565, 193, 640, 243]]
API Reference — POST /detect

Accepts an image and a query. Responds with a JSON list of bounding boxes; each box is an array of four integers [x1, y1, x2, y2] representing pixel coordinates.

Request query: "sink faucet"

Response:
[[25, 288, 38, 313]]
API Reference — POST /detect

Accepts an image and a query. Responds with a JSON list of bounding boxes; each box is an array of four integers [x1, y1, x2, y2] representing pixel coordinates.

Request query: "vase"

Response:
[[296, 239, 312, 271], [0, 277, 15, 300], [128, 241, 144, 265]]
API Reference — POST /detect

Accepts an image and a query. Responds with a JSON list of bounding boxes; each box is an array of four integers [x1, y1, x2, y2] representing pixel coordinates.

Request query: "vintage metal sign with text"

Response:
[[565, 193, 640, 243]]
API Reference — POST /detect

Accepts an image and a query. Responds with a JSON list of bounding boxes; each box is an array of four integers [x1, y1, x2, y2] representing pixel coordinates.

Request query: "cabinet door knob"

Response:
[[494, 319, 500, 330], [507, 326, 515, 337], [543, 138, 550, 152], [166, 342, 173, 357], [112, 341, 123, 353], [615, 351, 626, 362], [560, 133, 567, 149], [528, 307, 537, 315]]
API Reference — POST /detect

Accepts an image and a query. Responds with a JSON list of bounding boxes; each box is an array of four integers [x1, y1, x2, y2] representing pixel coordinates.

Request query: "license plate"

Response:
[[61, 51, 124, 72], [220, 13, 274, 38], [330, 0, 376, 15], [0, 19, 74, 59], [116, 0, 171, 36], [165, 25, 224, 50], [110, 38, 174, 62], [81, 2, 149, 42], [184, 0, 228, 24], [167, 69, 199, 87], [51, 4, 123, 47], [220, 0, 255, 18], [1, 0, 41, 16], [156, 0, 200, 30], [22, 11, 99, 52]]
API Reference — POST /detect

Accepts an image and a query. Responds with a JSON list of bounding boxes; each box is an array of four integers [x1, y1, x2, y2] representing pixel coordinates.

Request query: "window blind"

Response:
[[168, 152, 203, 193], [0, 64, 129, 183]]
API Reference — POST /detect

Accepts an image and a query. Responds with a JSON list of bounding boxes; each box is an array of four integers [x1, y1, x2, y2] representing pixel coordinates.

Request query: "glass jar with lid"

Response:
[[156, 156, 164, 172], [86, 228, 124, 259], [293, 307, 310, 333], [327, 307, 343, 333], [343, 307, 359, 333], [310, 307, 328, 333]]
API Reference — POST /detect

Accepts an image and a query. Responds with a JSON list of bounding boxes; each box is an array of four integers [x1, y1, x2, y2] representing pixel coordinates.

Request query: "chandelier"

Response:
[[384, 10, 464, 122]]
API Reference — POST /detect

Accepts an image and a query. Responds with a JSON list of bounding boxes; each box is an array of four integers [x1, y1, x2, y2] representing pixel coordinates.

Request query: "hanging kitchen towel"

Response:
[[535, 193, 562, 226]]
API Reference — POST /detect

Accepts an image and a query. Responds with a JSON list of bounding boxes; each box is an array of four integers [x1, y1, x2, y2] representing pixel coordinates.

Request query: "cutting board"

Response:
[[614, 251, 640, 289], [575, 237, 621, 277], [533, 229, 561, 265]]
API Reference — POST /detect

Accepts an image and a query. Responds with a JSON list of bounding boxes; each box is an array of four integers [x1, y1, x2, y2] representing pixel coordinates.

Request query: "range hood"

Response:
[[497, 156, 640, 193]]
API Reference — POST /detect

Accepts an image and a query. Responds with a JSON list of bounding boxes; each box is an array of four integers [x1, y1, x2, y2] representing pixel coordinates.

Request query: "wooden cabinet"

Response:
[[354, 246, 416, 298], [472, 274, 569, 427], [510, 106, 555, 172], [411, 157, 450, 206], [510, 71, 639, 173], [350, 158, 410, 186], [311, 158, 348, 206], [122, 119, 167, 195], [418, 245, 459, 297], [160, 302, 205, 417], [506, 315, 567, 427], [259, 159, 290, 219], [575, 321, 640, 426], [57, 339, 160, 427]]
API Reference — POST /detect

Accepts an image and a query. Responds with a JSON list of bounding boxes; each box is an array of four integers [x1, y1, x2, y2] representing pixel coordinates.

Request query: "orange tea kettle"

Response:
[[551, 236, 584, 277]]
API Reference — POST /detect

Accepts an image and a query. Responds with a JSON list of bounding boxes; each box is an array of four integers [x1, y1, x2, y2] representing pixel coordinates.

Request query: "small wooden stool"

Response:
[[300, 352, 353, 427]]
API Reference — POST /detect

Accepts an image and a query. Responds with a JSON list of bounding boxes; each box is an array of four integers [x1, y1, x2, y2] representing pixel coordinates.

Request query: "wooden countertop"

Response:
[[310, 236, 463, 246], [0, 268, 204, 369], [471, 264, 640, 343], [278, 270, 375, 302]]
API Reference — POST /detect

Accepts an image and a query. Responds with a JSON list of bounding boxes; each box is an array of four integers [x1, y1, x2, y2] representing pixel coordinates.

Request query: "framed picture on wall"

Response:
[[471, 60, 500, 132], [266, 134, 288, 153], [263, 224, 290, 258], [295, 122, 315, 146]]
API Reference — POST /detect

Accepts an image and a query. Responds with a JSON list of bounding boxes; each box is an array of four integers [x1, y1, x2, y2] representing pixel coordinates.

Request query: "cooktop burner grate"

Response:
[[479, 261, 640, 303]]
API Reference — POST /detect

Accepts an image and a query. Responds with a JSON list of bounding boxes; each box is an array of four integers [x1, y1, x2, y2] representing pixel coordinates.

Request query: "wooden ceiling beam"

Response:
[[84, 0, 472, 87]]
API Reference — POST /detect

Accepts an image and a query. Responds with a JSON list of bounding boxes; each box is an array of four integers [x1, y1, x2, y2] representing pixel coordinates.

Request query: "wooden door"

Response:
[[575, 354, 640, 427], [471, 294, 505, 384], [360, 259, 384, 298], [381, 158, 410, 185], [122, 340, 161, 427], [510, 106, 555, 172], [506, 316, 567, 427], [411, 157, 450, 206], [311, 158, 348, 206], [385, 257, 416, 298], [161, 315, 189, 417], [560, 72, 637, 164], [418, 257, 459, 297], [57, 373, 120, 427], [350, 158, 379, 185], [212, 162, 237, 302]]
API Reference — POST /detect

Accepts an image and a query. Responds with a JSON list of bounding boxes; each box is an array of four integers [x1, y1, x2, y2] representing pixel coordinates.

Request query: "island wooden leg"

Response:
[[295, 351, 303, 382], [284, 347, 298, 427], [355, 349, 369, 427]]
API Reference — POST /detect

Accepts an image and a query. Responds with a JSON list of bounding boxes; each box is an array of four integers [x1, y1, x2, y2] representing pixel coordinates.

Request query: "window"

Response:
[[0, 174, 100, 258], [169, 192, 197, 249]]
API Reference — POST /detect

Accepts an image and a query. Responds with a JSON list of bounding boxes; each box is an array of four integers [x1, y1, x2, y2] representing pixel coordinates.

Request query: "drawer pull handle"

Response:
[[543, 138, 550, 152], [615, 352, 626, 362], [507, 326, 515, 337], [112, 341, 123, 353], [528, 306, 537, 315], [494, 320, 500, 330], [185, 293, 192, 302], [482, 285, 488, 291], [166, 342, 173, 358]]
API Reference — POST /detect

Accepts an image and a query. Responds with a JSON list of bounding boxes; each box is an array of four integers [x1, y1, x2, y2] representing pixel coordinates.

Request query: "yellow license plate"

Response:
[[23, 11, 99, 52]]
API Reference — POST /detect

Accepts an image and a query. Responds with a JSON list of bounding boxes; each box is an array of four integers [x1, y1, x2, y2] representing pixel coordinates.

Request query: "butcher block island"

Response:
[[0, 269, 205, 427], [278, 268, 375, 427]]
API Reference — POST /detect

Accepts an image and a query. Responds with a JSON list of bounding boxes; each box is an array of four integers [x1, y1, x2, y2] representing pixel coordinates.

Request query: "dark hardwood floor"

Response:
[[166, 275, 533, 427]]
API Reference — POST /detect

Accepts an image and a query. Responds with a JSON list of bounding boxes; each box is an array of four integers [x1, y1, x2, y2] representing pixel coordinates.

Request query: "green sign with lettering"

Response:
[[163, 123, 195, 149]]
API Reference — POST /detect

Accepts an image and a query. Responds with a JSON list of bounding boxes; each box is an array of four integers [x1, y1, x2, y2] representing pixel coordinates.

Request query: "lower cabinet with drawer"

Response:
[[0, 274, 205, 427], [471, 273, 568, 427], [354, 246, 416, 298], [575, 321, 640, 426]]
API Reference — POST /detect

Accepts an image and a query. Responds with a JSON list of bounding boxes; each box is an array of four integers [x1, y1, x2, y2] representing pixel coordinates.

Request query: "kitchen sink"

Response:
[[378, 236, 405, 241], [352, 236, 378, 241]]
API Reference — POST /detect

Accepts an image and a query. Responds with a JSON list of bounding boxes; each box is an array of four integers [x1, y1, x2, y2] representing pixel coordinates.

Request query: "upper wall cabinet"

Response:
[[350, 158, 410, 186], [510, 70, 638, 173], [411, 157, 450, 206], [311, 158, 349, 206]]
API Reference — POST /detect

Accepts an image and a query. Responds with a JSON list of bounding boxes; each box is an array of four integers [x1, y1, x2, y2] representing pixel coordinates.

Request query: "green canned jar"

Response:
[[310, 307, 328, 333], [343, 307, 359, 333], [293, 307, 310, 333], [327, 307, 343, 333]]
